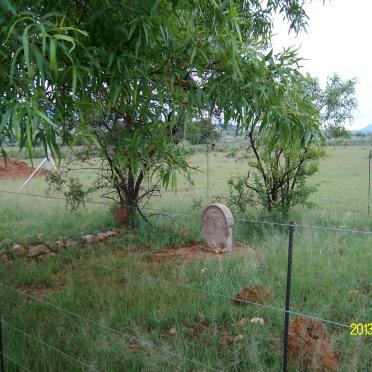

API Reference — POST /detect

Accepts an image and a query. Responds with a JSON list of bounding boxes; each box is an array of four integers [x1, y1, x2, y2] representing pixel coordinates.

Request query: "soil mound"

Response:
[[233, 284, 270, 305], [288, 316, 338, 371], [0, 158, 46, 180]]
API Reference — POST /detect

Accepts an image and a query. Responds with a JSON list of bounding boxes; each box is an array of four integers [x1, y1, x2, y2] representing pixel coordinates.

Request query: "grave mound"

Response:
[[150, 242, 255, 262]]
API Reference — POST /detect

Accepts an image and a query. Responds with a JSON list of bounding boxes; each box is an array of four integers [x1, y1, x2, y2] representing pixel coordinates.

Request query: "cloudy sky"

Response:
[[272, 0, 371, 129]]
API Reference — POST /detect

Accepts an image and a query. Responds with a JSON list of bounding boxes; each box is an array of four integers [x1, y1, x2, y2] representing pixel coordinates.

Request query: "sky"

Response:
[[272, 0, 371, 130]]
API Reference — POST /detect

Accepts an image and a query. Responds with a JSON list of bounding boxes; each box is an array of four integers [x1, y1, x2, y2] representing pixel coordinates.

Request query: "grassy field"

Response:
[[0, 145, 371, 371]]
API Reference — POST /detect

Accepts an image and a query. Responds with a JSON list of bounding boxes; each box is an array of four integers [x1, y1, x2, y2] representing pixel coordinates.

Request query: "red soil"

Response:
[[0, 158, 46, 180], [288, 316, 338, 371], [233, 284, 270, 305]]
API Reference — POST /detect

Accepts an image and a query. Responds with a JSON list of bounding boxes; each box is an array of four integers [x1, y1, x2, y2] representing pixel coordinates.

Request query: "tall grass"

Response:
[[0, 145, 371, 370]]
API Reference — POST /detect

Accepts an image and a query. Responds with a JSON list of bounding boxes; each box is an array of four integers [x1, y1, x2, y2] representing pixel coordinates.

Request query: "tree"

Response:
[[304, 74, 357, 138], [1, 0, 313, 221], [222, 72, 358, 216], [223, 75, 324, 216], [184, 119, 221, 145]]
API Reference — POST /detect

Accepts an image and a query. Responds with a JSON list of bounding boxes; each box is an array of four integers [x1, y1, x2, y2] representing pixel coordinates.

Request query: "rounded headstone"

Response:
[[201, 203, 234, 251]]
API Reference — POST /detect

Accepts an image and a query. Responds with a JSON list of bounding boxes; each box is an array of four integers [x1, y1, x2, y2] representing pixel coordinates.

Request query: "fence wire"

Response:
[[0, 351, 32, 371], [2, 320, 99, 371], [0, 283, 221, 372], [0, 187, 365, 371], [52, 251, 352, 329], [2, 189, 372, 235]]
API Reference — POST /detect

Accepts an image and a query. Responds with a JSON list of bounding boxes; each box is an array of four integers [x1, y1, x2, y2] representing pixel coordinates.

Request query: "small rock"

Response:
[[250, 317, 265, 325], [1, 254, 9, 262], [48, 240, 65, 252], [12, 244, 26, 255], [36, 255, 46, 263], [105, 231, 118, 237], [236, 317, 250, 327], [234, 334, 244, 342], [56, 240, 65, 249], [65, 239, 78, 248], [166, 326, 177, 336], [45, 252, 57, 259], [28, 244, 50, 257], [96, 232, 108, 241], [82, 235, 97, 244], [212, 248, 225, 255]]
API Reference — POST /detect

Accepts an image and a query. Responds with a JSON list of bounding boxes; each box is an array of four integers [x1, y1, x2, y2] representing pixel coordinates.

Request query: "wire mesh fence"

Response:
[[0, 188, 370, 371]]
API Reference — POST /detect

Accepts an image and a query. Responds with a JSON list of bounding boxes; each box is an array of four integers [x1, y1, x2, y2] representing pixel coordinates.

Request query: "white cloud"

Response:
[[272, 0, 372, 129]]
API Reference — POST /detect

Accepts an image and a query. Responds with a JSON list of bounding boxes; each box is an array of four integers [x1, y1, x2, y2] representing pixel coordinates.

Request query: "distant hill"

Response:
[[353, 124, 372, 134]]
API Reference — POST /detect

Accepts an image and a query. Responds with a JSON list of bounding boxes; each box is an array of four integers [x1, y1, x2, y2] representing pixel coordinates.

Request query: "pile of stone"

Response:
[[0, 230, 119, 263]]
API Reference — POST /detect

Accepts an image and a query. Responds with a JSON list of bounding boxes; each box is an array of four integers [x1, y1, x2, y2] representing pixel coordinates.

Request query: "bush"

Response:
[[224, 144, 324, 216], [184, 119, 221, 145]]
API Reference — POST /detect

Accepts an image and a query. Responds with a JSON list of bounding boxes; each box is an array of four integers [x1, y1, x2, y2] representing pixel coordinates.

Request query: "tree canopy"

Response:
[[1, 0, 313, 154], [304, 73, 357, 138], [0, 0, 318, 218]]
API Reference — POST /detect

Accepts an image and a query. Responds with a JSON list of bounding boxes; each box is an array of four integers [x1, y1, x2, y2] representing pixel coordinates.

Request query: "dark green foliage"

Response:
[[184, 119, 221, 145], [226, 145, 324, 216], [46, 173, 92, 212], [0, 0, 314, 221], [305, 74, 358, 139]]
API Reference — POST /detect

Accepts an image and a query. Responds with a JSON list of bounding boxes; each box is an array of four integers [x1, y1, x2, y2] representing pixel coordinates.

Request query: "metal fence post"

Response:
[[206, 143, 210, 200], [368, 150, 371, 216], [0, 316, 4, 372], [283, 221, 295, 372]]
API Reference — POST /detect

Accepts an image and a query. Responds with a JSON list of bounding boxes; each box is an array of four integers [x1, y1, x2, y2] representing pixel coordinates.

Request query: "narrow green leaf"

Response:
[[34, 48, 46, 83], [39, 24, 48, 56], [54, 34, 76, 52], [190, 47, 197, 65], [23, 24, 33, 77], [151, 0, 160, 15], [42, 11, 63, 19], [6, 16, 34, 42], [26, 114, 33, 159], [0, 111, 11, 132], [72, 64, 77, 94], [34, 109, 54, 126], [49, 38, 57, 70]]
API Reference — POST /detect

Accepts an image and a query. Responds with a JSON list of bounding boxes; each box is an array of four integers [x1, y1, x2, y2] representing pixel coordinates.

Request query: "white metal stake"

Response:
[[18, 146, 61, 192], [17, 157, 48, 192]]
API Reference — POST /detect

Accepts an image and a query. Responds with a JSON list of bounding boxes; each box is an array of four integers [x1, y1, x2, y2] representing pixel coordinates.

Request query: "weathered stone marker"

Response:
[[201, 203, 234, 252]]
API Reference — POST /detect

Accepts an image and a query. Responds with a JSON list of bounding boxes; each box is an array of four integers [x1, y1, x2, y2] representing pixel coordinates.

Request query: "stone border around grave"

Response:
[[0, 229, 120, 263]]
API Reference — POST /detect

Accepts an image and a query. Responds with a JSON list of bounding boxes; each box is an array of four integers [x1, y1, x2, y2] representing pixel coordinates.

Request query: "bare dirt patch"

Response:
[[188, 318, 211, 340], [288, 316, 338, 371], [0, 158, 46, 180], [20, 283, 58, 298], [150, 242, 255, 262]]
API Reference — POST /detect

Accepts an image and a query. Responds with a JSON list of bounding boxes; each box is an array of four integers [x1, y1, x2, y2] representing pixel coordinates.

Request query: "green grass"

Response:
[[0, 145, 371, 371]]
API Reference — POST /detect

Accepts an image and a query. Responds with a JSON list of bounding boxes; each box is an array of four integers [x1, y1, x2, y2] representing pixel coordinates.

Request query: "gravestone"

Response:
[[201, 203, 234, 252]]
